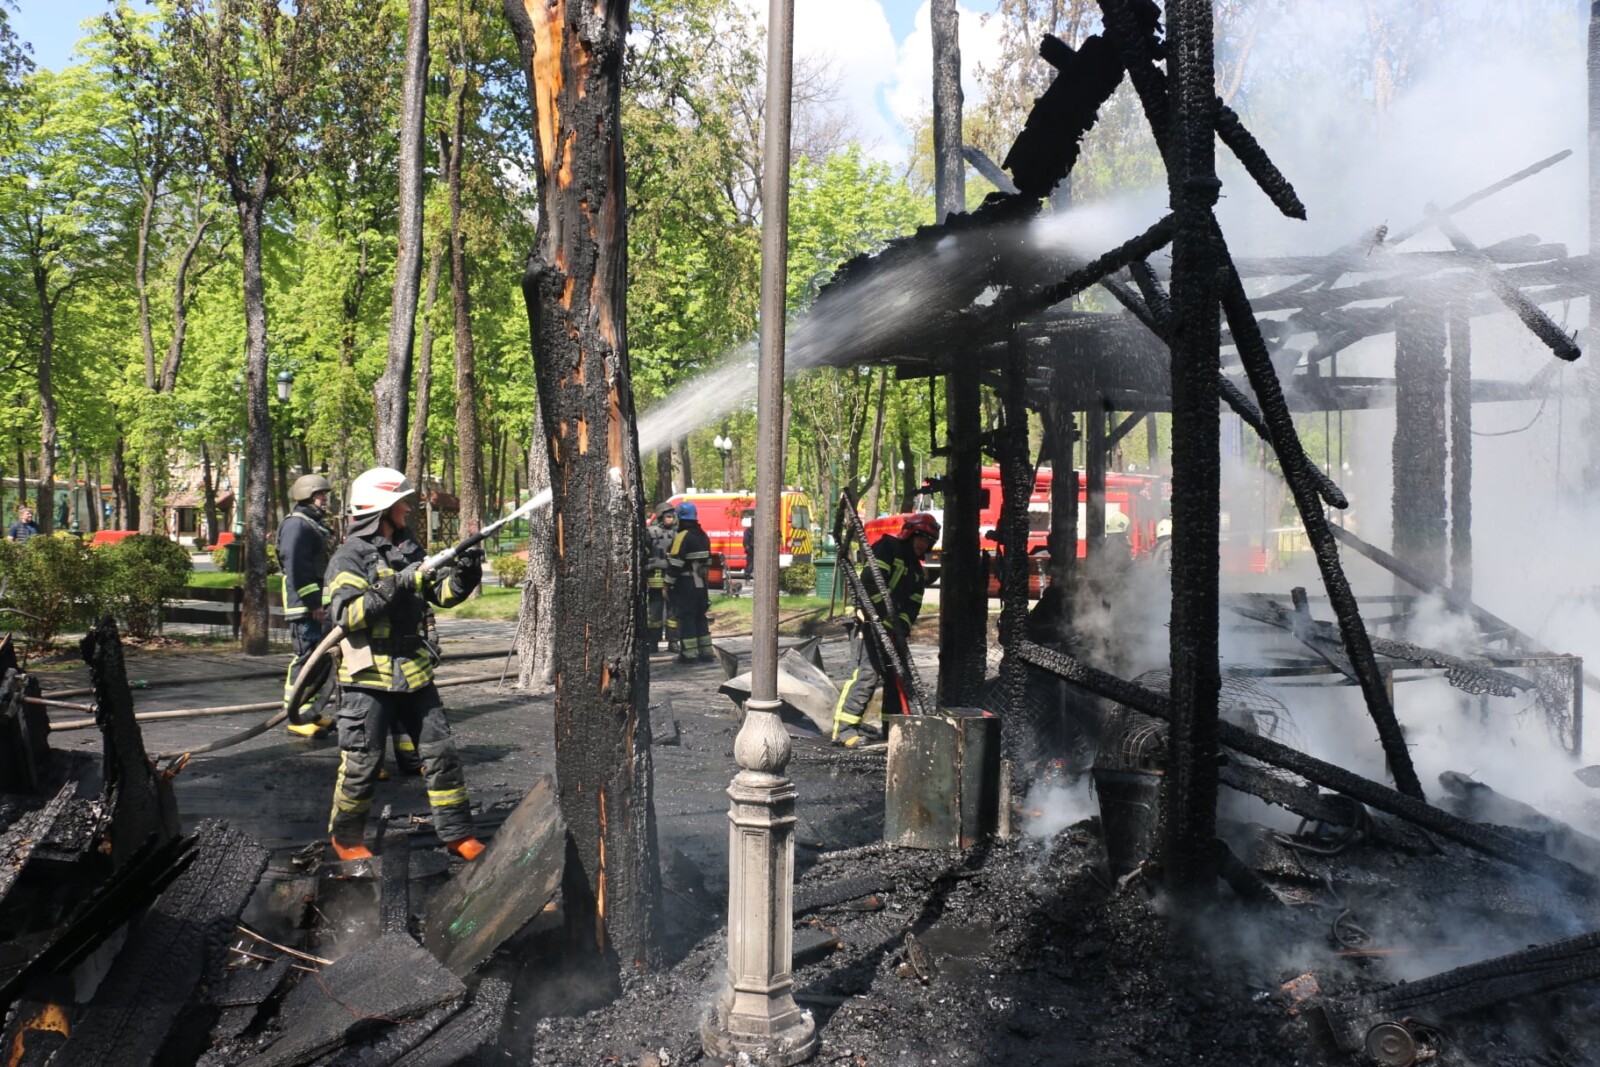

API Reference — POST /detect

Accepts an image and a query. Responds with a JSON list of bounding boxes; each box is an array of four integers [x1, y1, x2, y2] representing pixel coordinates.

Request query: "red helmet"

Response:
[[901, 513, 941, 541]]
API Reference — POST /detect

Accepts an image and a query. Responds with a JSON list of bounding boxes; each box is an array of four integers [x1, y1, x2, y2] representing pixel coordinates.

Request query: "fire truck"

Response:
[[662, 489, 816, 584], [861, 466, 1169, 587]]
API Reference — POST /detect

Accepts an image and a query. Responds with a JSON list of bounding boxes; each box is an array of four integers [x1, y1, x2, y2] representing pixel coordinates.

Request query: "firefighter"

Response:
[[645, 504, 678, 653], [666, 500, 714, 663], [279, 474, 338, 738], [324, 467, 485, 863], [831, 512, 939, 746]]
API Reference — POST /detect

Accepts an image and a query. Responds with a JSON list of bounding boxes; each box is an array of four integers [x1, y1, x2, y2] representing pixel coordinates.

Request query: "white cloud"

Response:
[[739, 0, 1004, 167]]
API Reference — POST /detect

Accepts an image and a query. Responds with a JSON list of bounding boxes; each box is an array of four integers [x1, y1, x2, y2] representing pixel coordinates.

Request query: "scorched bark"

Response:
[[504, 0, 660, 971]]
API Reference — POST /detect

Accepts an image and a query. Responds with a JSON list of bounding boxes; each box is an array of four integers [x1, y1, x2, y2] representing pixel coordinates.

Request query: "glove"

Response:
[[452, 547, 484, 594]]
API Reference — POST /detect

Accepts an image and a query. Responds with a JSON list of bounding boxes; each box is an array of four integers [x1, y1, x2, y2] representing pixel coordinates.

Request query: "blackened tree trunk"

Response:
[[239, 193, 274, 656], [653, 447, 672, 505], [516, 414, 557, 690], [375, 0, 431, 470], [446, 71, 484, 539], [405, 244, 444, 493], [504, 0, 660, 971]]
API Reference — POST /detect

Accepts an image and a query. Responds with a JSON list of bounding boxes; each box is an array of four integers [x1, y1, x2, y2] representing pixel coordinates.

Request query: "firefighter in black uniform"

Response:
[[325, 467, 485, 863], [666, 500, 714, 663], [831, 512, 939, 746], [280, 474, 338, 738], [645, 504, 677, 652]]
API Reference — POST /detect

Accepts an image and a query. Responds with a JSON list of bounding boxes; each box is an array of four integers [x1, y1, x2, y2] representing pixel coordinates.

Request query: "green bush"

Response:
[[491, 554, 528, 587], [779, 563, 816, 594], [97, 534, 193, 640], [0, 535, 94, 646], [210, 542, 279, 574]]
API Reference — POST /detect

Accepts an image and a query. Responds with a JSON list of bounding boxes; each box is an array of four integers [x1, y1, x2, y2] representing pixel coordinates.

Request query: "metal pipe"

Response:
[[748, 0, 794, 710]]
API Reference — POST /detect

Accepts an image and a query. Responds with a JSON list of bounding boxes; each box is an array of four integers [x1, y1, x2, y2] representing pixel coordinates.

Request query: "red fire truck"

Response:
[[663, 489, 817, 583], [861, 466, 1169, 587]]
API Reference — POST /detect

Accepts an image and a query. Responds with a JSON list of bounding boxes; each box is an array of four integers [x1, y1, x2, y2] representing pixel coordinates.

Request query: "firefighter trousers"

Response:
[[283, 617, 331, 713], [668, 580, 711, 658], [328, 683, 474, 846], [831, 624, 909, 740], [647, 572, 671, 645]]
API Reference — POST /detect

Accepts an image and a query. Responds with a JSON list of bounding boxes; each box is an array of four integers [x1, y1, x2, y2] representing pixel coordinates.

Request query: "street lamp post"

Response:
[[701, 0, 815, 1060], [714, 434, 733, 491]]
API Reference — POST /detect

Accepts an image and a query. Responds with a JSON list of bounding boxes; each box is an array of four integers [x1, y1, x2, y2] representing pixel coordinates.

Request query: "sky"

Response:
[[12, 0, 1002, 165]]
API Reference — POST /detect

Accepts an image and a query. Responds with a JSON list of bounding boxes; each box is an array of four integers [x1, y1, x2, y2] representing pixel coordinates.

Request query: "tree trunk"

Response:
[[200, 441, 220, 549], [136, 185, 160, 536], [406, 244, 444, 492], [111, 437, 129, 529], [505, 0, 660, 972], [33, 269, 57, 538], [674, 436, 692, 492], [517, 421, 557, 690], [239, 194, 274, 656], [447, 72, 484, 539], [653, 447, 672, 505], [897, 425, 916, 512], [333, 238, 372, 489], [375, 0, 431, 469]]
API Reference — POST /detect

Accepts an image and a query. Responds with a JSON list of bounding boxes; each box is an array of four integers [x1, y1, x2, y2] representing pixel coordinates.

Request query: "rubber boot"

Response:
[[331, 836, 373, 861], [446, 837, 486, 861]]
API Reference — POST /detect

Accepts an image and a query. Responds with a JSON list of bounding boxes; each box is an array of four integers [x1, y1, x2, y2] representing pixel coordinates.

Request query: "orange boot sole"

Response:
[[331, 836, 373, 861], [445, 837, 485, 861]]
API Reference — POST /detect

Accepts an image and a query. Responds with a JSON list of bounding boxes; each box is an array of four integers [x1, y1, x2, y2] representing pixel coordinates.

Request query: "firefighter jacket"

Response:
[[324, 528, 479, 691], [667, 521, 712, 589], [862, 534, 926, 637], [278, 504, 336, 622], [646, 521, 676, 585]]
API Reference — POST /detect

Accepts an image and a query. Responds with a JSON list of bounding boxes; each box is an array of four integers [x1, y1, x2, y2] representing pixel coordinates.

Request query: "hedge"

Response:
[[0, 533, 193, 645]]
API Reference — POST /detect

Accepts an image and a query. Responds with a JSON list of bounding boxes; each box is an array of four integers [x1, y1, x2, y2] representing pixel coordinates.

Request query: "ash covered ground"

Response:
[[33, 620, 1600, 1066]]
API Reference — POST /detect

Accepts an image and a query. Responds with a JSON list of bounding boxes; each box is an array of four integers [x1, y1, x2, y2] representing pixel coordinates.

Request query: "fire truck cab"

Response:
[[663, 489, 816, 582]]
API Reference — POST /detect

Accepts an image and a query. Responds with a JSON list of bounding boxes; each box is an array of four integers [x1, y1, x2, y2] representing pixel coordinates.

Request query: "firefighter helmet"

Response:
[[902, 512, 941, 541], [1156, 518, 1173, 539], [676, 501, 698, 522], [348, 467, 416, 517], [1105, 511, 1131, 535], [290, 473, 332, 503], [656, 502, 678, 521]]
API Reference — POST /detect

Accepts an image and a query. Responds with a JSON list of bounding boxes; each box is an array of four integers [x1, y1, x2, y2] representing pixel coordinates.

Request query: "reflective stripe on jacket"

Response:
[[278, 506, 335, 621], [324, 529, 477, 691], [863, 534, 926, 634], [667, 523, 712, 589]]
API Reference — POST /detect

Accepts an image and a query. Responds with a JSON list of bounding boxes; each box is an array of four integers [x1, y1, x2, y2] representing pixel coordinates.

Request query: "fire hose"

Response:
[[282, 491, 550, 726], [834, 492, 932, 716]]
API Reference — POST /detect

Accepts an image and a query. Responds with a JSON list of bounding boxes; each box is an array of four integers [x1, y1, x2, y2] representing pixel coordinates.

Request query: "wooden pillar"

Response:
[[1085, 406, 1107, 571], [1449, 307, 1472, 596], [1392, 302, 1449, 588], [1159, 0, 1223, 897], [932, 0, 985, 708]]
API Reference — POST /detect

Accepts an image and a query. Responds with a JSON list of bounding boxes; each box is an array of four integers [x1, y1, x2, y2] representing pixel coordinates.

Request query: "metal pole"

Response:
[[702, 0, 815, 1060]]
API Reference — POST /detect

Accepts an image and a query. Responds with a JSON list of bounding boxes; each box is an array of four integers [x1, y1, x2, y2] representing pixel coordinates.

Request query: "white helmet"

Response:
[[348, 467, 416, 518]]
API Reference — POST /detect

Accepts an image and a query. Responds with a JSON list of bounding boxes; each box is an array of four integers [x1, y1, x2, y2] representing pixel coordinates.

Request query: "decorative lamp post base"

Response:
[[700, 1000, 816, 1067]]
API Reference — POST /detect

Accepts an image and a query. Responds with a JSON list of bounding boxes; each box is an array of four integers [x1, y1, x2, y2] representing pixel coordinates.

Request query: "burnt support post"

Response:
[[1085, 405, 1107, 571], [934, 0, 986, 709], [1449, 307, 1472, 596], [702, 0, 815, 1059], [1587, 1, 1600, 494], [1392, 301, 1449, 590], [998, 328, 1036, 768], [1159, 0, 1223, 897], [1032, 399, 1077, 634]]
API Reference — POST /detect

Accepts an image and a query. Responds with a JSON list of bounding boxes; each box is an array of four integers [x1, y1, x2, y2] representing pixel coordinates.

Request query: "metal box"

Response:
[[884, 707, 1001, 849]]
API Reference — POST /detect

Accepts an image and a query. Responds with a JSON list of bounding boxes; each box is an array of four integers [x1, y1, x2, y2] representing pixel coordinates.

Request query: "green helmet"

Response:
[[290, 473, 332, 503]]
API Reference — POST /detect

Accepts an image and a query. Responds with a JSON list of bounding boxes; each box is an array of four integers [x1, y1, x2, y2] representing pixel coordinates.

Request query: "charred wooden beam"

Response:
[[82, 618, 178, 866], [1430, 208, 1583, 361], [1321, 927, 1600, 1053], [1012, 640, 1594, 892], [999, 328, 1037, 769], [962, 145, 1020, 195], [1000, 31, 1129, 199]]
